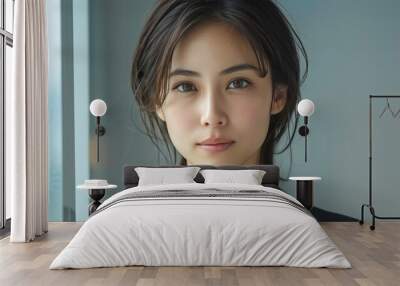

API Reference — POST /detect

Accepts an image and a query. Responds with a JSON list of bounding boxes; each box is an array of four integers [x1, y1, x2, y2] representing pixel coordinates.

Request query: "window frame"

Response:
[[0, 0, 14, 233]]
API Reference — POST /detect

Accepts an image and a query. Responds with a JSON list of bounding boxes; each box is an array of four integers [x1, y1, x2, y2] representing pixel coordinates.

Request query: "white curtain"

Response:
[[7, 0, 48, 242]]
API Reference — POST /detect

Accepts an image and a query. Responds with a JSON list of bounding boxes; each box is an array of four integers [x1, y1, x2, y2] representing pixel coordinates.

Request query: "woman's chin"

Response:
[[187, 156, 241, 166]]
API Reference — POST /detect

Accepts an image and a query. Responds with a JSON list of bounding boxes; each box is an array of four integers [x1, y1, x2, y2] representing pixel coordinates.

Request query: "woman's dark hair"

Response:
[[131, 0, 308, 173]]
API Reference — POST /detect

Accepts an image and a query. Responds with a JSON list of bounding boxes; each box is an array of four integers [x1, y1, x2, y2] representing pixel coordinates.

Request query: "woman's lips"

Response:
[[197, 142, 235, 152]]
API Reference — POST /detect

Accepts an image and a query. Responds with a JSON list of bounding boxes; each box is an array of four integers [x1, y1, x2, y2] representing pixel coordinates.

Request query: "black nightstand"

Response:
[[289, 176, 321, 210], [77, 180, 117, 215]]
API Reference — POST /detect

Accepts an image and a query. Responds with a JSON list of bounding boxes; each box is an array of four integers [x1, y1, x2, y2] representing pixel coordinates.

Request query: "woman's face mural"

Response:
[[156, 21, 287, 166]]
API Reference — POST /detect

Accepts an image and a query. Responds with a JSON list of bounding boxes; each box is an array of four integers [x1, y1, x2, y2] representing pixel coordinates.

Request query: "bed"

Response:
[[49, 164, 351, 269]]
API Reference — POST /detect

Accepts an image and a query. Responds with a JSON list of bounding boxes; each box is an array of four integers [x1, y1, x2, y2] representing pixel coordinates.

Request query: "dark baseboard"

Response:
[[0, 218, 11, 239], [311, 207, 358, 222]]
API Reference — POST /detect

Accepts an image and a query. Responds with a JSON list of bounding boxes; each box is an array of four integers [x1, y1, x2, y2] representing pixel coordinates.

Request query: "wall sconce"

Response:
[[297, 99, 315, 162], [89, 99, 107, 162]]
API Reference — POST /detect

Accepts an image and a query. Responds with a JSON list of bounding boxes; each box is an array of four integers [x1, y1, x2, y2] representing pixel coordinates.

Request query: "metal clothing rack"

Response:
[[360, 95, 400, 230]]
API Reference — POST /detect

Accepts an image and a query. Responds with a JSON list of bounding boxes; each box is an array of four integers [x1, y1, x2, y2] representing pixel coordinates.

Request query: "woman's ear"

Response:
[[271, 85, 288, 115], [156, 106, 166, 122]]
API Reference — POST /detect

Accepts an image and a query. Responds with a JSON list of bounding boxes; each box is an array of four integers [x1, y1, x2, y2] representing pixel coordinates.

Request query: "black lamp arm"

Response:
[[95, 116, 106, 162], [298, 116, 310, 162]]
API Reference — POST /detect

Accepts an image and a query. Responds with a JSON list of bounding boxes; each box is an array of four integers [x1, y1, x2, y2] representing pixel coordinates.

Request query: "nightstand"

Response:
[[289, 176, 321, 210], [77, 180, 117, 215]]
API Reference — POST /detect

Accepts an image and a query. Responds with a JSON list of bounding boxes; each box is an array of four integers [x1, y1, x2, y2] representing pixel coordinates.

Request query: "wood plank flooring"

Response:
[[0, 222, 399, 286]]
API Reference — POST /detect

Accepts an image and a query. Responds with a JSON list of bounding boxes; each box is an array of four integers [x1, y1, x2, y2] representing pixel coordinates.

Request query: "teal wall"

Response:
[[60, 0, 76, 222], [47, 0, 90, 221], [47, 0, 63, 221], [48, 0, 400, 221], [89, 0, 163, 205], [73, 0, 90, 221], [275, 0, 400, 219]]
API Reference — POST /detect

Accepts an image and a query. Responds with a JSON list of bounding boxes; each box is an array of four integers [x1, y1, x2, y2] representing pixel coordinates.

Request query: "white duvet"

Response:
[[49, 183, 351, 269]]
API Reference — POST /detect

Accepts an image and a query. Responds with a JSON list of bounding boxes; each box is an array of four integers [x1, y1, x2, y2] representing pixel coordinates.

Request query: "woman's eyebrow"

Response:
[[169, 63, 261, 78]]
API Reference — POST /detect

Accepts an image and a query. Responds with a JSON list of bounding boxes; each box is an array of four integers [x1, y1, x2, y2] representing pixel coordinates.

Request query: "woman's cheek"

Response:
[[238, 102, 270, 138], [239, 96, 269, 120], [167, 105, 197, 131]]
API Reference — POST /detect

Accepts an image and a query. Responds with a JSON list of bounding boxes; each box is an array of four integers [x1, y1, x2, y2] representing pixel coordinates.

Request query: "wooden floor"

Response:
[[0, 222, 399, 286]]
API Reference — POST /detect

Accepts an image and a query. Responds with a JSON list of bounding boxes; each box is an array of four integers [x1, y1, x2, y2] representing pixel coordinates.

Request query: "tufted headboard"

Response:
[[123, 164, 280, 190]]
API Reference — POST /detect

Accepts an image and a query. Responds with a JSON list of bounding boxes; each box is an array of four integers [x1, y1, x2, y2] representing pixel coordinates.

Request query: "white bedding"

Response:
[[49, 183, 351, 269]]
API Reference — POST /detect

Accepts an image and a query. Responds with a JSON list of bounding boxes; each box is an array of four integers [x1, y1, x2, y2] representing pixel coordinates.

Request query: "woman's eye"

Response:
[[174, 82, 196, 93], [228, 79, 250, 89], [173, 79, 250, 93]]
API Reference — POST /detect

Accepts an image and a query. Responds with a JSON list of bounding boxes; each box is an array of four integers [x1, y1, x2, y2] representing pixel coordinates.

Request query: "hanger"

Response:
[[379, 98, 399, 118]]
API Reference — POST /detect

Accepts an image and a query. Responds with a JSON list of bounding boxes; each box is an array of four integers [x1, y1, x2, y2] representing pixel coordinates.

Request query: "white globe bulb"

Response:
[[297, 99, 315, 117], [90, 99, 107, 117]]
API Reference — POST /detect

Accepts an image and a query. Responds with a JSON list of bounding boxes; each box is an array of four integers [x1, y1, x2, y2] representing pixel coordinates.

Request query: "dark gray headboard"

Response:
[[123, 164, 280, 190]]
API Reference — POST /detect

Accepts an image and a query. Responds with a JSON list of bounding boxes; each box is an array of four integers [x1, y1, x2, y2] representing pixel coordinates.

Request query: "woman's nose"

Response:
[[200, 91, 228, 127]]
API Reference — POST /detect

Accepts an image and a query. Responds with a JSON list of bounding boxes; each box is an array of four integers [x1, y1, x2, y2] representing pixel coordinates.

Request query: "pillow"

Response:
[[135, 167, 201, 186], [200, 169, 266, 185]]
